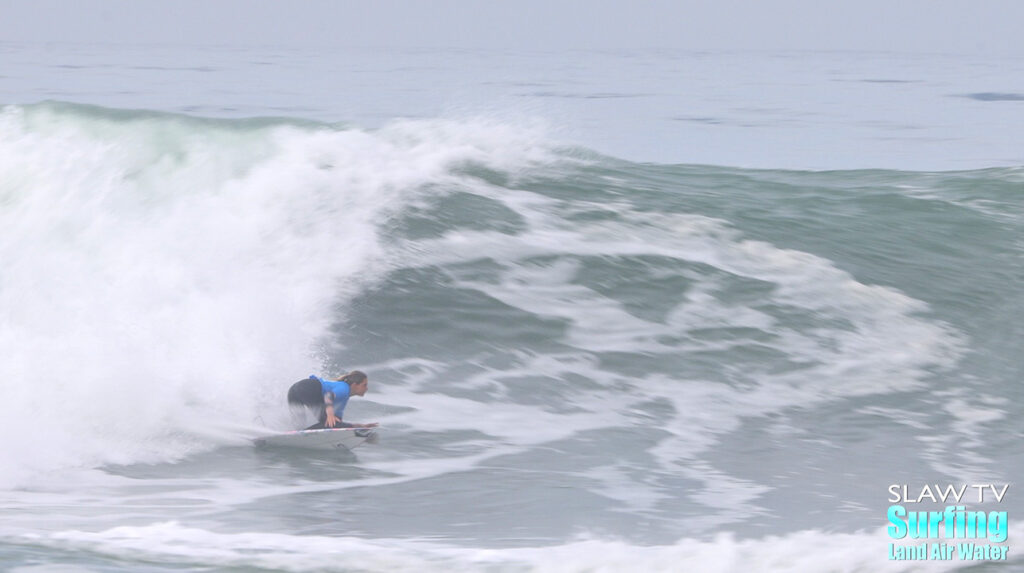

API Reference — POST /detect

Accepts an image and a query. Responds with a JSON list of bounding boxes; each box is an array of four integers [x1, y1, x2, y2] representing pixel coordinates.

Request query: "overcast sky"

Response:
[[1, 0, 1023, 56]]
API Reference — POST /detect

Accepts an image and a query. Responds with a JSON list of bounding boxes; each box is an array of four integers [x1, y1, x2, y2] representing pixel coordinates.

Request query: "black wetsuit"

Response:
[[287, 377, 326, 426]]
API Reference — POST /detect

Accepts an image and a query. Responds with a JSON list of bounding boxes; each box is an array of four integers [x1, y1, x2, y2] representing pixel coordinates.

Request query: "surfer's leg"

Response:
[[290, 403, 315, 428], [303, 419, 354, 430]]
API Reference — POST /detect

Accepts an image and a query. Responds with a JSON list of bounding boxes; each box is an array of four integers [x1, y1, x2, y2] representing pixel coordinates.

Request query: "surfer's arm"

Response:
[[323, 393, 341, 428]]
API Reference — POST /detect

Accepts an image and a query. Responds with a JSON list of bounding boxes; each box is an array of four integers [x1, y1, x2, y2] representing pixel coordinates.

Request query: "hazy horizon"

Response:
[[2, 0, 1024, 56]]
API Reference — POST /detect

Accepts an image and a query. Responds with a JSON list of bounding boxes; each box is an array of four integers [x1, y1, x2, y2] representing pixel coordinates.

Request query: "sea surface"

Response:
[[1, 43, 1022, 572]]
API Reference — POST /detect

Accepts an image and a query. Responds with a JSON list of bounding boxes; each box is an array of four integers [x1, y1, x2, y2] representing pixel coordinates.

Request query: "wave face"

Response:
[[1, 102, 1022, 571]]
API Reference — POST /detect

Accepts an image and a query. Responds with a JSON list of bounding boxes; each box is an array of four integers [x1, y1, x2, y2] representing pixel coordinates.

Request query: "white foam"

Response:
[[9, 521, 1017, 573], [394, 193, 965, 518]]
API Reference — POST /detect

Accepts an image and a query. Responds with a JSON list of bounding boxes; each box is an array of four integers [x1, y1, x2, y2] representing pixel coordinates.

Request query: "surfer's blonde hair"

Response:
[[341, 371, 367, 385]]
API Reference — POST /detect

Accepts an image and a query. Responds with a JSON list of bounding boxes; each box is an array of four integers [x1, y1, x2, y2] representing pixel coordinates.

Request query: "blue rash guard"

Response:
[[310, 375, 351, 419]]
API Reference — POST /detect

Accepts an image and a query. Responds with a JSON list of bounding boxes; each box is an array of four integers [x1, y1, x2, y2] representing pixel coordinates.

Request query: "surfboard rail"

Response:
[[254, 427, 378, 451]]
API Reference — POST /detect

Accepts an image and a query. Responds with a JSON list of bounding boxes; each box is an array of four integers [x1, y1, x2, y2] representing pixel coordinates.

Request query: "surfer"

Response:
[[287, 371, 379, 430]]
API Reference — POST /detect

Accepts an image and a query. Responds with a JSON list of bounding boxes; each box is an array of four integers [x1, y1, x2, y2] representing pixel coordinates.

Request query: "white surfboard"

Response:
[[255, 427, 378, 451]]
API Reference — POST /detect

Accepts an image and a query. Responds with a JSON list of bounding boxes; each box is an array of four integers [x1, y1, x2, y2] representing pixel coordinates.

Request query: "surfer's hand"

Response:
[[325, 411, 341, 427]]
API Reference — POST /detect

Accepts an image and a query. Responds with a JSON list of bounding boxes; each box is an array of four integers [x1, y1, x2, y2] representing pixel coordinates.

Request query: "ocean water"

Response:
[[1, 43, 1022, 572]]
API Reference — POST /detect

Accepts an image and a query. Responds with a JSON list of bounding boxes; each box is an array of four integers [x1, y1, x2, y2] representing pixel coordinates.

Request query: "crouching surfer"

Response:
[[287, 371, 379, 430]]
